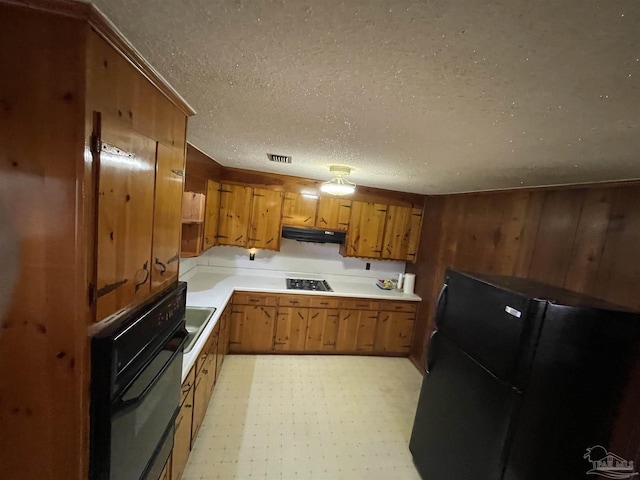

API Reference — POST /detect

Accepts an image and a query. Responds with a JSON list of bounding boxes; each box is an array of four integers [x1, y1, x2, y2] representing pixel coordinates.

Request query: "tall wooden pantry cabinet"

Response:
[[0, 2, 195, 479]]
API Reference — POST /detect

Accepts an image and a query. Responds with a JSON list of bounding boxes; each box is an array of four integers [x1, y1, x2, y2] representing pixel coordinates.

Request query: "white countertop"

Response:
[[179, 266, 421, 381]]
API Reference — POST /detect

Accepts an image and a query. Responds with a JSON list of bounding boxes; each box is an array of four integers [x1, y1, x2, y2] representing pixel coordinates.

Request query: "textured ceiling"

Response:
[[91, 0, 640, 194]]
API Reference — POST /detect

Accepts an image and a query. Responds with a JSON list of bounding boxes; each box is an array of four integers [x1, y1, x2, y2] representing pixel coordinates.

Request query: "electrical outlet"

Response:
[[365, 263, 371, 270]]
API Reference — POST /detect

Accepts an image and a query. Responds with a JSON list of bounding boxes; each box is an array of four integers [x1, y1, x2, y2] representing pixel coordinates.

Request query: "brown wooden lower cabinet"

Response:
[[229, 304, 276, 352], [230, 292, 419, 355], [191, 372, 208, 445], [336, 310, 378, 352], [171, 368, 194, 480], [373, 311, 415, 354], [274, 307, 308, 351], [305, 308, 339, 351]]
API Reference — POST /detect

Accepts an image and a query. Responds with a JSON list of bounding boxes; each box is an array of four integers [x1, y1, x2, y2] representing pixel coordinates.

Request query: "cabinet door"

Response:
[[219, 305, 231, 360], [282, 192, 317, 227], [306, 308, 339, 351], [218, 184, 252, 247], [406, 207, 423, 262], [274, 307, 308, 351], [248, 188, 283, 250], [172, 390, 193, 480], [203, 180, 220, 250], [315, 197, 351, 231], [151, 142, 184, 293], [381, 205, 412, 261], [373, 311, 415, 354], [341, 201, 387, 259], [206, 322, 220, 399], [229, 305, 276, 352], [191, 373, 208, 442], [336, 310, 378, 352], [95, 115, 156, 321]]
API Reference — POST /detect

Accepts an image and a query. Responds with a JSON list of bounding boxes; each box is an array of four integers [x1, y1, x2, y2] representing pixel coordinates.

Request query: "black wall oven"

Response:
[[90, 282, 187, 480]]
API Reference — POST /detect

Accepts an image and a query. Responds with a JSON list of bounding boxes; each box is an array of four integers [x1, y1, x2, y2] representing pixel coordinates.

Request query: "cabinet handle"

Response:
[[167, 252, 179, 264], [134, 261, 149, 292], [154, 258, 167, 274], [304, 217, 312, 223], [171, 169, 184, 177], [297, 312, 304, 320], [96, 278, 128, 298]]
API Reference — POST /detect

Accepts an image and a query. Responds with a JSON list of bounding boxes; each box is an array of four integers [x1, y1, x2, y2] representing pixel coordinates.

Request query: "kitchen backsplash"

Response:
[[179, 238, 405, 279]]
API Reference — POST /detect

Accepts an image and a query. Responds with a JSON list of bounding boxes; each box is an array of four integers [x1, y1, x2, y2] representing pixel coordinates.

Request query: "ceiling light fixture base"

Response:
[[321, 165, 356, 196]]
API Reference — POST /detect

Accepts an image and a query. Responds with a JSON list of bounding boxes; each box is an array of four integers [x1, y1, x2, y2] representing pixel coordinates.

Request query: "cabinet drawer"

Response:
[[339, 298, 379, 310], [278, 295, 311, 308], [309, 297, 340, 309], [379, 301, 418, 313], [233, 293, 277, 306], [180, 367, 195, 405]]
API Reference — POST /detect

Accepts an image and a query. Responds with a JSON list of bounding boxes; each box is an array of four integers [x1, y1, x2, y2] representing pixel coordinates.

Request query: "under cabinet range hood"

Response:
[[281, 226, 346, 244]]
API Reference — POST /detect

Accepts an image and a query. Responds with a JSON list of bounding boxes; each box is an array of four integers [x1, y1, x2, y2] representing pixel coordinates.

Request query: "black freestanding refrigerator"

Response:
[[409, 268, 640, 480]]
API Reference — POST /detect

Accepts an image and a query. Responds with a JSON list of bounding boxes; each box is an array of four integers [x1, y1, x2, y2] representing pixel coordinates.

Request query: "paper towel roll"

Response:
[[403, 273, 415, 294]]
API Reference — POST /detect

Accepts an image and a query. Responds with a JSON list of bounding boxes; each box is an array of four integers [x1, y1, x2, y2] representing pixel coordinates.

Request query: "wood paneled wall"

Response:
[[407, 183, 640, 369], [185, 144, 224, 193]]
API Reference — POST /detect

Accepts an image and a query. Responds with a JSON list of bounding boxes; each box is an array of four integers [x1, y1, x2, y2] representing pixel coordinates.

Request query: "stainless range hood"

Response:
[[281, 226, 346, 244]]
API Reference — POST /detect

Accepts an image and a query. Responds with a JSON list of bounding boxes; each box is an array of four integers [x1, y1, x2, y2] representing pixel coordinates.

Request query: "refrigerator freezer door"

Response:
[[410, 332, 521, 480], [437, 269, 545, 387]]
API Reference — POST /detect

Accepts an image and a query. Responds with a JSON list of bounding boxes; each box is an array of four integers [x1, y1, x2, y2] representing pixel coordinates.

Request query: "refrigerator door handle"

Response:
[[434, 282, 448, 330]]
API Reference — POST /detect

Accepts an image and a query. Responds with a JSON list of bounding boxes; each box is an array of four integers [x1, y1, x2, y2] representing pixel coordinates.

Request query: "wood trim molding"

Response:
[[2, 0, 197, 117], [425, 178, 640, 197]]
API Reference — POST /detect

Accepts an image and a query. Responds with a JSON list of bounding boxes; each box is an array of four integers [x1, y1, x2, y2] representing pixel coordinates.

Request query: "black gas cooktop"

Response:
[[286, 278, 333, 292]]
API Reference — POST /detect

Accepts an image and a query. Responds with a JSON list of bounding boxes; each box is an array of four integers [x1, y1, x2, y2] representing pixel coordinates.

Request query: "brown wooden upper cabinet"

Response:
[[316, 197, 352, 231], [203, 179, 221, 250], [94, 114, 157, 322], [381, 205, 423, 261], [340, 201, 387, 259], [339, 202, 423, 263], [151, 143, 184, 293], [282, 192, 318, 227], [216, 184, 282, 251], [248, 188, 283, 250], [218, 184, 253, 247]]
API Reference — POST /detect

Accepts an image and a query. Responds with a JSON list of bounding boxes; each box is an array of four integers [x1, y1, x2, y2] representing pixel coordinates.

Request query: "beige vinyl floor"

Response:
[[182, 354, 424, 480]]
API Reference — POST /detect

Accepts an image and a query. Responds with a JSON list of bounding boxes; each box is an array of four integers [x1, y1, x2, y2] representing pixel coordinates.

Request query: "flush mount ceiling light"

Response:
[[320, 165, 356, 196]]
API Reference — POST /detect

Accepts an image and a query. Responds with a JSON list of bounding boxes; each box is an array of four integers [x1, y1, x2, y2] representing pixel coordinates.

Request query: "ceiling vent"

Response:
[[267, 153, 292, 164]]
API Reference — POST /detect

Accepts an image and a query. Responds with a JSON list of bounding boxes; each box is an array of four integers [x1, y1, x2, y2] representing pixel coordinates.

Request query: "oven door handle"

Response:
[[113, 330, 187, 415]]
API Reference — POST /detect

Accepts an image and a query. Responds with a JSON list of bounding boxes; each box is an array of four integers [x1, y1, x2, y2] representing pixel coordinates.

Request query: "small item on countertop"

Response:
[[376, 279, 396, 290], [397, 273, 404, 290]]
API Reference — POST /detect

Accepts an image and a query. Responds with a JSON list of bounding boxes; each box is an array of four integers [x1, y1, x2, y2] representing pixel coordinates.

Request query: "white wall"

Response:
[[179, 238, 405, 279]]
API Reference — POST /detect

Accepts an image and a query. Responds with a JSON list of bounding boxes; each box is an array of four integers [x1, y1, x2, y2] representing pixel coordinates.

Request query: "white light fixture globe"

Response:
[[320, 165, 356, 196]]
